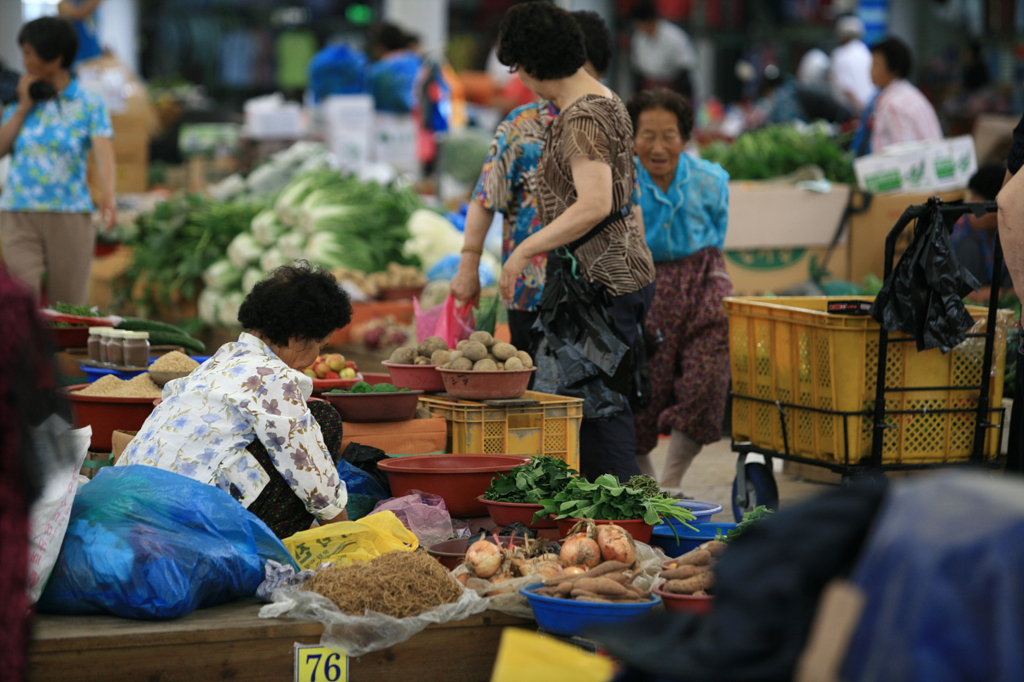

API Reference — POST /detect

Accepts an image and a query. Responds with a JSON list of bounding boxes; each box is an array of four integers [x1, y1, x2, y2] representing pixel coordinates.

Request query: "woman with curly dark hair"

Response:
[[495, 2, 656, 482], [117, 262, 354, 538]]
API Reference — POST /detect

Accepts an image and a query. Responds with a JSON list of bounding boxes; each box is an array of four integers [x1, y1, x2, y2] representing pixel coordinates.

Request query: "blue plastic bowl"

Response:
[[650, 522, 738, 558], [520, 583, 661, 637], [81, 364, 146, 383], [673, 499, 723, 523], [189, 355, 211, 365]]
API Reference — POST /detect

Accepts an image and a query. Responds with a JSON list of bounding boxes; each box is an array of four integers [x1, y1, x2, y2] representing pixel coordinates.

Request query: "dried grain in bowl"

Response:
[[77, 373, 163, 399], [149, 351, 199, 373]]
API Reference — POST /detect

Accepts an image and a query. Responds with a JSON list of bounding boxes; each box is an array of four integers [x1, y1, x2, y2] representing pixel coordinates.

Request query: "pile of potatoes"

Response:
[[387, 332, 533, 371]]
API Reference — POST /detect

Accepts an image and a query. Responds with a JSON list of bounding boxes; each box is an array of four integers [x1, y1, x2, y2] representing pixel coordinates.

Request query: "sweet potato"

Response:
[[572, 578, 632, 598], [701, 540, 728, 557], [575, 595, 612, 603], [543, 560, 628, 585], [665, 571, 715, 595], [675, 548, 713, 566], [661, 564, 712, 581]]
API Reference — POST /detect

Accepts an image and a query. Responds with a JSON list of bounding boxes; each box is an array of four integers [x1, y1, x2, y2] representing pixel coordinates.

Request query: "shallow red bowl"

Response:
[[322, 389, 422, 423], [652, 581, 714, 615], [49, 326, 92, 349], [436, 367, 536, 400], [382, 361, 445, 393], [554, 517, 654, 544], [477, 496, 556, 529], [377, 454, 531, 517], [310, 374, 363, 396], [64, 385, 158, 452], [427, 536, 528, 571]]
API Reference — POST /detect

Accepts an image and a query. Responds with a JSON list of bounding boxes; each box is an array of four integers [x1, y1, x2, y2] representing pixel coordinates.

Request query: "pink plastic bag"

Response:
[[413, 294, 474, 347], [370, 491, 454, 549]]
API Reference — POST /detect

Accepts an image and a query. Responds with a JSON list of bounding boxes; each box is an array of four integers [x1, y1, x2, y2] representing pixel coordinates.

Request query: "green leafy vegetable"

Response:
[[700, 125, 855, 184], [52, 302, 103, 317], [371, 383, 398, 392], [625, 475, 661, 499], [717, 505, 775, 543], [350, 382, 372, 394], [533, 474, 698, 528], [483, 455, 578, 504]]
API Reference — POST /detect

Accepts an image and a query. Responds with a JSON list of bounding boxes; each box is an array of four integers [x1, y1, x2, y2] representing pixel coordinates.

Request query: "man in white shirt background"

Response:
[[830, 15, 875, 114], [630, 0, 697, 102]]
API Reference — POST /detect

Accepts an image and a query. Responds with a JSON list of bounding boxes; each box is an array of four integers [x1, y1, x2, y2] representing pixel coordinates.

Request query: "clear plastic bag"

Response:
[[259, 582, 488, 657], [371, 491, 454, 549]]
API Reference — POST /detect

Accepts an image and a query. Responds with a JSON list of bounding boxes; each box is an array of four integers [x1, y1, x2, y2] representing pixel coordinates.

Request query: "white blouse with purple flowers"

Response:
[[116, 332, 347, 521]]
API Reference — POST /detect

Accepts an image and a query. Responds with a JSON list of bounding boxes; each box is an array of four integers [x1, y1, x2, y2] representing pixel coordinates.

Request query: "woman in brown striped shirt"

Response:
[[496, 2, 656, 482]]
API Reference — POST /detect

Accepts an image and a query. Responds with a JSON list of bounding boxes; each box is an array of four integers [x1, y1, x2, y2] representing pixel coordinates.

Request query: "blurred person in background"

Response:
[[57, 0, 104, 66], [628, 88, 731, 496], [830, 15, 875, 114], [952, 165, 1012, 303], [630, 0, 697, 102], [494, 2, 655, 482], [367, 22, 422, 114], [863, 37, 942, 154], [451, 10, 613, 362], [0, 17, 116, 306]]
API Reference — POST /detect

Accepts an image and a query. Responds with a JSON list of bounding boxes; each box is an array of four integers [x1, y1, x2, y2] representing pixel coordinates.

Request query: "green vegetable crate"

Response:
[[418, 391, 582, 471]]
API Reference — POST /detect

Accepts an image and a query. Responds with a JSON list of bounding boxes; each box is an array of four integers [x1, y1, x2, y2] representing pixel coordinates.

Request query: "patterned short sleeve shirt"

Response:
[[0, 79, 112, 213], [472, 101, 557, 311]]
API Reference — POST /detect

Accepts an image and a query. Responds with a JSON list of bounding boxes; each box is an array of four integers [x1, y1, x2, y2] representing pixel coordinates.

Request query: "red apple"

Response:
[[326, 353, 346, 371], [324, 371, 340, 380], [313, 361, 331, 379], [345, 360, 357, 370]]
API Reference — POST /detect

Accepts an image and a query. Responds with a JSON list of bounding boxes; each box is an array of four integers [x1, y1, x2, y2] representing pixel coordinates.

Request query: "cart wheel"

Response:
[[731, 462, 779, 522]]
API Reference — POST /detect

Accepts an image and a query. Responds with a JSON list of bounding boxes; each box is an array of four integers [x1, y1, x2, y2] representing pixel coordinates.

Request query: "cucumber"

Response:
[[117, 317, 188, 335], [148, 330, 206, 354]]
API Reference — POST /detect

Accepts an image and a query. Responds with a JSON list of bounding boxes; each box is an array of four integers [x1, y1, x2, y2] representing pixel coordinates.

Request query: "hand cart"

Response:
[[727, 199, 1011, 521]]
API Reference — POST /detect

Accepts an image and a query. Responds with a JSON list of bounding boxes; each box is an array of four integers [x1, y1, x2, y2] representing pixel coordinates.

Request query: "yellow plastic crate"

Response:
[[727, 296, 1011, 465], [418, 391, 582, 471]]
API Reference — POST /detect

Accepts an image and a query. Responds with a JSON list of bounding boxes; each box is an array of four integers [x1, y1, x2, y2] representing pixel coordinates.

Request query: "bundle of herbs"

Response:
[[701, 125, 855, 184], [483, 456, 577, 505], [533, 474, 697, 529]]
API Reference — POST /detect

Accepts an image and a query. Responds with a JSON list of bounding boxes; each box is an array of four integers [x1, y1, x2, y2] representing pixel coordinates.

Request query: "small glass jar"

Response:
[[122, 331, 151, 368], [87, 327, 106, 363], [97, 328, 111, 364], [106, 329, 125, 367]]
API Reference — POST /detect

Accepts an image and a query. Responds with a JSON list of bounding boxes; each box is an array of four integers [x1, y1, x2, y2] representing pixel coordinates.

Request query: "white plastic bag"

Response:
[[27, 417, 91, 603], [260, 582, 487, 656]]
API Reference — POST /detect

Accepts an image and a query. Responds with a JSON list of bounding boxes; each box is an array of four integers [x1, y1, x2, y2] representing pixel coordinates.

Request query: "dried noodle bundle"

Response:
[[302, 550, 462, 619]]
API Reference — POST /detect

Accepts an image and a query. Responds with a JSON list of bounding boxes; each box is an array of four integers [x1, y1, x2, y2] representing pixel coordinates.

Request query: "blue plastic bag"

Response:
[[338, 458, 388, 521], [426, 253, 496, 287], [309, 42, 368, 103], [36, 465, 297, 620]]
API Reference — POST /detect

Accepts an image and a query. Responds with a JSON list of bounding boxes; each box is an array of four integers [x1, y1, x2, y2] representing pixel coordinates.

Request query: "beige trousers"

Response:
[[0, 211, 96, 305]]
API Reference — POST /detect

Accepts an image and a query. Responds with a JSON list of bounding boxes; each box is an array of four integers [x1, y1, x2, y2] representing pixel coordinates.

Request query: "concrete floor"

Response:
[[645, 436, 833, 521]]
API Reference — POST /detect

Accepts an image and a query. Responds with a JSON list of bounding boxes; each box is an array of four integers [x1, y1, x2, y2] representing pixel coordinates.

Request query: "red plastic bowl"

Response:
[[64, 386, 157, 452], [554, 517, 655, 544], [477, 496, 556, 529], [382, 361, 445, 393], [49, 326, 91, 349], [377, 454, 532, 517], [427, 535, 528, 571], [436, 368, 536, 400], [322, 389, 422, 423], [652, 581, 714, 615], [310, 374, 364, 396]]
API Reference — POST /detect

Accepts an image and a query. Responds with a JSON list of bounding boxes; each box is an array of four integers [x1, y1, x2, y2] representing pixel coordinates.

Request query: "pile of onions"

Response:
[[596, 524, 637, 565], [559, 533, 601, 569]]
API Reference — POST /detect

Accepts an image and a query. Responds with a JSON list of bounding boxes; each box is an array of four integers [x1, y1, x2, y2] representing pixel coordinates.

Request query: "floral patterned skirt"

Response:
[[634, 248, 733, 454], [246, 401, 345, 538]]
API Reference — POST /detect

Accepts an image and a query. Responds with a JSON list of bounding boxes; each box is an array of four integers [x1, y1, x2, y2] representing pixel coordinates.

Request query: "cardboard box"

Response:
[[111, 429, 138, 465], [726, 182, 852, 250], [972, 113, 1018, 165], [88, 244, 134, 311], [725, 245, 849, 296], [853, 136, 977, 195], [322, 95, 374, 173], [339, 416, 447, 456], [847, 189, 965, 283], [81, 451, 114, 479]]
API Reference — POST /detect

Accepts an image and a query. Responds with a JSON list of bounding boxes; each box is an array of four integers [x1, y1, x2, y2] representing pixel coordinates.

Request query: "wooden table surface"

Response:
[[30, 599, 533, 682]]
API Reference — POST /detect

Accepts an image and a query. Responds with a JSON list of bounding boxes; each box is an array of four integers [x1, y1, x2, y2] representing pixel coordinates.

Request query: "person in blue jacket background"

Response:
[[628, 88, 732, 496], [58, 0, 104, 66]]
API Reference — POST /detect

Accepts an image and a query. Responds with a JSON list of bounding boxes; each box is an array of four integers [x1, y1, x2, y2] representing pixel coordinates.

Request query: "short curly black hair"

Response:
[[18, 17, 78, 70], [497, 2, 587, 81], [871, 37, 913, 80], [571, 10, 612, 77], [627, 88, 695, 141], [237, 262, 352, 347]]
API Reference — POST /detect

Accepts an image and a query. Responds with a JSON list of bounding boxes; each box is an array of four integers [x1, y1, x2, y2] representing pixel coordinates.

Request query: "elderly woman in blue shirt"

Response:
[[0, 17, 116, 305], [628, 88, 732, 496]]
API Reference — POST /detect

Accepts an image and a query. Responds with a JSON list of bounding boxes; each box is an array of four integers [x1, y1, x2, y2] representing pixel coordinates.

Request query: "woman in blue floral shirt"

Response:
[[118, 263, 354, 538], [0, 17, 116, 305]]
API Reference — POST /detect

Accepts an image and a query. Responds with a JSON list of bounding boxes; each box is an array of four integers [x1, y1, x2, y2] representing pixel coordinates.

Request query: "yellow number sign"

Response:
[[294, 644, 348, 682]]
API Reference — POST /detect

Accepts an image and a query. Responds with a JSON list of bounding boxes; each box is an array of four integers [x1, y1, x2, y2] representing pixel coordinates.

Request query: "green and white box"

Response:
[[854, 136, 977, 195]]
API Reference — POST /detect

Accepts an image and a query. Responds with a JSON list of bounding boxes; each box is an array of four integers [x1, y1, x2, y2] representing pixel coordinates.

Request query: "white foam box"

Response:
[[321, 95, 375, 172], [854, 136, 977, 195]]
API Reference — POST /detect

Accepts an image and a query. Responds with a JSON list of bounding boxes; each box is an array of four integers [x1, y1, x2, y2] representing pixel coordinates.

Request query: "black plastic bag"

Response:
[[870, 198, 981, 352], [341, 442, 391, 497], [533, 250, 633, 419]]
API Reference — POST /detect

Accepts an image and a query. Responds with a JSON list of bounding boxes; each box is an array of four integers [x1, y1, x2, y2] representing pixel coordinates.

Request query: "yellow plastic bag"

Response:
[[282, 510, 418, 570], [490, 628, 615, 682]]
